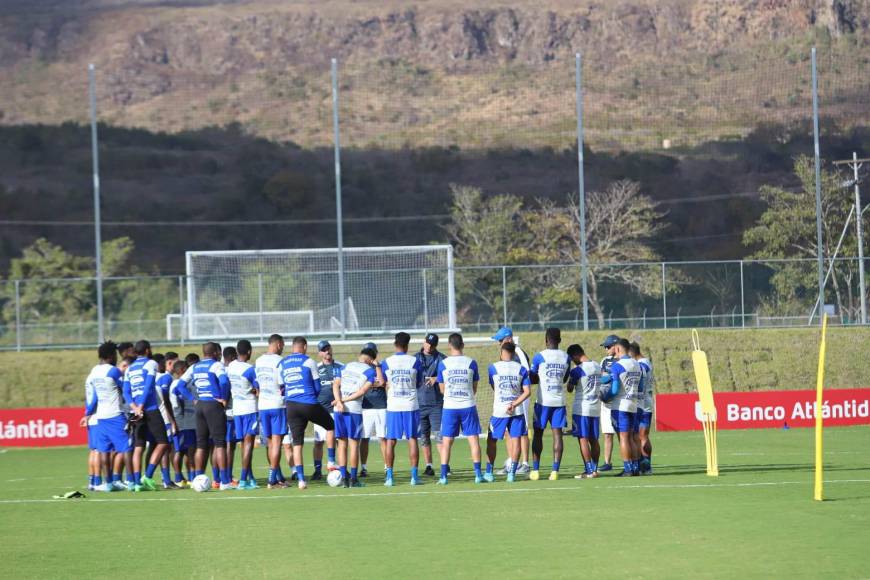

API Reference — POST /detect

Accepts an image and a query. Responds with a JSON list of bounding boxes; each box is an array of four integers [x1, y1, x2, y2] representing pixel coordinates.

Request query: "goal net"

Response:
[[184, 246, 456, 340]]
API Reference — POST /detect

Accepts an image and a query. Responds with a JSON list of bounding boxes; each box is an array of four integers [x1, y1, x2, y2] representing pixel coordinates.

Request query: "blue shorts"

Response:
[[87, 424, 98, 450], [489, 415, 526, 440], [386, 410, 420, 440], [334, 412, 364, 440], [611, 410, 635, 433], [441, 407, 481, 438], [173, 429, 196, 452], [259, 408, 287, 438], [234, 413, 259, 439], [638, 410, 653, 429], [95, 415, 131, 453], [534, 404, 567, 430], [571, 414, 600, 440]]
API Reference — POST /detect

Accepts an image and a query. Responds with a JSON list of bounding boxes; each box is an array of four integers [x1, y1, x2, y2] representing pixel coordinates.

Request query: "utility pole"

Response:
[[833, 153, 869, 324]]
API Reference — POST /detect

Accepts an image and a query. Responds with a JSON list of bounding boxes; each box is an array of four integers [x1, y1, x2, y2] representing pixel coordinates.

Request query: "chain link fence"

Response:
[[0, 257, 867, 350]]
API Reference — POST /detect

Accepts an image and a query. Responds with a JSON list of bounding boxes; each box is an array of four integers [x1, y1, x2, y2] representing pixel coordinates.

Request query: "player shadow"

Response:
[[664, 463, 858, 476]]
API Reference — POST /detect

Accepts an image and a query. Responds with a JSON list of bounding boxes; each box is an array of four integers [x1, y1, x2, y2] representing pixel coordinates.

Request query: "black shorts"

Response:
[[286, 401, 334, 446], [196, 400, 227, 448], [134, 409, 169, 447], [417, 406, 443, 445]]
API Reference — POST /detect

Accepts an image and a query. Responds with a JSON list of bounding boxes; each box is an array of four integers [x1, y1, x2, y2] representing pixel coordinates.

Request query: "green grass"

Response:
[[0, 427, 868, 577], [2, 327, 867, 408]]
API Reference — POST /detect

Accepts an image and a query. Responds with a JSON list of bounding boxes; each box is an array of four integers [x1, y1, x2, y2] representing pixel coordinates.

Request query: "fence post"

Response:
[[88, 63, 105, 343], [257, 273, 265, 342], [177, 275, 185, 346], [739, 260, 746, 329], [575, 52, 590, 331], [811, 47, 825, 325], [502, 266, 508, 327], [661, 262, 667, 329], [14, 280, 21, 352], [422, 269, 429, 331], [331, 58, 347, 338]]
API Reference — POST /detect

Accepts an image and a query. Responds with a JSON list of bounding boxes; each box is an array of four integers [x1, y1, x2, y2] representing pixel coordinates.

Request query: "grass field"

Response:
[[0, 427, 868, 578], [2, 326, 867, 409]]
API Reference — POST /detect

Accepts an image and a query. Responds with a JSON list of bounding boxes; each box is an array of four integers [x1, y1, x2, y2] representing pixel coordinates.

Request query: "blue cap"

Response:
[[317, 340, 331, 352], [491, 327, 513, 341], [600, 334, 620, 348], [363, 342, 378, 355]]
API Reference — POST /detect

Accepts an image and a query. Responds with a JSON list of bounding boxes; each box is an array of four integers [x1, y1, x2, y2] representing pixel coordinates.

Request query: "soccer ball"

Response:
[[327, 470, 344, 487], [191, 474, 211, 492]]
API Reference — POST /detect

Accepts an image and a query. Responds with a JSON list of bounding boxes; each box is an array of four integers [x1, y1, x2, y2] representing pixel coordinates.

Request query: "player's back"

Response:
[[574, 360, 601, 417], [190, 358, 227, 401], [439, 355, 479, 409], [383, 352, 421, 411], [611, 356, 642, 412], [532, 349, 570, 407], [169, 378, 196, 431], [125, 357, 159, 409], [339, 361, 376, 414], [255, 353, 284, 410], [489, 360, 526, 417], [87, 363, 124, 419], [227, 359, 258, 416], [279, 353, 320, 404]]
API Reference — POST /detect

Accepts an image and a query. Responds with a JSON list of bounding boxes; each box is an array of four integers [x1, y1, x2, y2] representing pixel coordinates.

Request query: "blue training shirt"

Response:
[[183, 358, 230, 402], [279, 353, 322, 405], [123, 356, 160, 412]]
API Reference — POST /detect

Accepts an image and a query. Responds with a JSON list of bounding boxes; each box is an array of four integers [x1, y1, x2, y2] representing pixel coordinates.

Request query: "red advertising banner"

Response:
[[656, 388, 870, 431], [0, 407, 88, 447]]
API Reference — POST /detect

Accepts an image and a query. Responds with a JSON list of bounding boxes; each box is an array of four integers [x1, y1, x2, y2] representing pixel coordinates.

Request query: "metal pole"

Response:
[[177, 275, 185, 346], [258, 273, 265, 341], [739, 260, 746, 329], [502, 266, 508, 327], [853, 152, 866, 325], [811, 47, 825, 325], [661, 262, 667, 329], [331, 58, 346, 338], [88, 63, 104, 343], [14, 280, 21, 352], [421, 269, 429, 330], [576, 53, 590, 331]]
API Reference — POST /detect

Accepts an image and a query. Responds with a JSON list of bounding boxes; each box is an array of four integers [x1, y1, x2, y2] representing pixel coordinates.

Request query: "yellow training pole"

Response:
[[691, 330, 719, 476], [813, 313, 828, 501]]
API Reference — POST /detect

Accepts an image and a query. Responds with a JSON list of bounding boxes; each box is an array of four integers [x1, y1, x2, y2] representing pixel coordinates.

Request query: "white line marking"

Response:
[[0, 478, 867, 505]]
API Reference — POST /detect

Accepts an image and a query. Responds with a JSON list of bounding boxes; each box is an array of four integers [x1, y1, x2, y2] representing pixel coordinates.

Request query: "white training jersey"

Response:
[[170, 379, 196, 431], [227, 360, 258, 416], [638, 357, 655, 412], [437, 355, 480, 410], [337, 361, 377, 415], [255, 353, 284, 411], [86, 363, 125, 420], [570, 360, 602, 417], [488, 360, 530, 418], [605, 356, 642, 413], [382, 353, 422, 412], [531, 349, 570, 407]]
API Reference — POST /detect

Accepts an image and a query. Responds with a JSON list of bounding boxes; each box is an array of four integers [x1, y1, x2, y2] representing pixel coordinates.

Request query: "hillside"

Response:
[[0, 0, 867, 273]]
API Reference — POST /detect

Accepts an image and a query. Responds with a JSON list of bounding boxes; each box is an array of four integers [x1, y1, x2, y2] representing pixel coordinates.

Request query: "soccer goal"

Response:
[[182, 246, 456, 340]]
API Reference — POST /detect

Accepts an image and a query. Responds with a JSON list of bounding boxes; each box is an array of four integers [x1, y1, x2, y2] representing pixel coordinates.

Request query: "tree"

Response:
[[443, 184, 529, 322], [569, 181, 668, 327], [743, 156, 859, 319]]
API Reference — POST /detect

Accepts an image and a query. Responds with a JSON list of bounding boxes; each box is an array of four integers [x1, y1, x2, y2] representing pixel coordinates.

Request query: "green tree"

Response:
[[743, 156, 859, 318], [443, 184, 529, 322]]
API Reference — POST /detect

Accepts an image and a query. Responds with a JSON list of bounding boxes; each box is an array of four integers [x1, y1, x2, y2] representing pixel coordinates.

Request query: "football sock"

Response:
[[94, 475, 102, 486], [314, 460, 322, 472], [160, 467, 171, 482], [552, 461, 561, 472], [440, 464, 448, 478], [327, 448, 336, 463], [295, 465, 305, 482], [385, 467, 394, 480], [211, 467, 220, 481], [145, 464, 157, 479], [339, 466, 347, 479], [268, 468, 277, 485], [473, 462, 482, 477], [350, 467, 358, 480], [410, 466, 419, 480], [533, 460, 540, 470], [486, 462, 493, 474]]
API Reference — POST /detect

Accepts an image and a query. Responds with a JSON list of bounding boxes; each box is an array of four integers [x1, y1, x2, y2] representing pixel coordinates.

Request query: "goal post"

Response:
[[184, 246, 456, 340]]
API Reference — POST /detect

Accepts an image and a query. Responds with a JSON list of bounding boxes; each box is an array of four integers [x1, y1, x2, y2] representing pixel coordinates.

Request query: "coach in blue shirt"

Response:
[[416, 333, 446, 477]]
